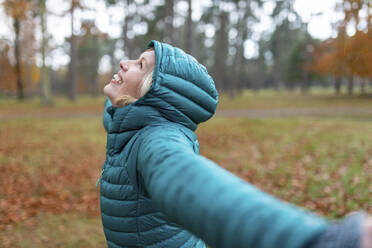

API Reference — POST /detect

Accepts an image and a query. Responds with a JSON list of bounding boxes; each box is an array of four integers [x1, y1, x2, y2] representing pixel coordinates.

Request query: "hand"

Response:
[[362, 216, 372, 248]]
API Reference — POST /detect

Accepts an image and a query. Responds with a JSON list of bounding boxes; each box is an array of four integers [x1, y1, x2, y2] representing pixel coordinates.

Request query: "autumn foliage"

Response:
[[0, 96, 371, 233], [1, 0, 40, 95], [310, 0, 372, 81], [0, 123, 102, 230], [0, 43, 17, 92]]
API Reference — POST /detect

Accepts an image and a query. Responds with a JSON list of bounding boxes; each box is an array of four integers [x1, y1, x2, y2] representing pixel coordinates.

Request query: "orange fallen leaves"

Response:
[[0, 114, 371, 233], [0, 124, 104, 230], [196, 119, 372, 217]]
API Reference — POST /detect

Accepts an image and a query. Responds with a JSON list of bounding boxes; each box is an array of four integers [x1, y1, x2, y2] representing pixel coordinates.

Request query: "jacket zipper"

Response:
[[96, 168, 105, 188]]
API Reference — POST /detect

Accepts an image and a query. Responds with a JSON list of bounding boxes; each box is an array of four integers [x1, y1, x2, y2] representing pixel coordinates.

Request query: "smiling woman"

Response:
[[98, 40, 372, 248], [103, 48, 155, 107]]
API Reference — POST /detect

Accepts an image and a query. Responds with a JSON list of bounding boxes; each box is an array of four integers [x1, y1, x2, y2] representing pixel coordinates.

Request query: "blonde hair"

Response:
[[113, 70, 154, 107], [113, 48, 154, 108]]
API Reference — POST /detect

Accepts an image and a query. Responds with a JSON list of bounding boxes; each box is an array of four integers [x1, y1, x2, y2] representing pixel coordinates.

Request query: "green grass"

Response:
[[0, 90, 371, 246], [1, 213, 106, 248], [217, 89, 372, 110], [196, 117, 372, 217], [1, 89, 371, 115]]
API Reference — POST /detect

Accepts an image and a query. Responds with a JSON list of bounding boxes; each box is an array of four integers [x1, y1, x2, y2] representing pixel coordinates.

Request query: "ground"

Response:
[[0, 90, 371, 247]]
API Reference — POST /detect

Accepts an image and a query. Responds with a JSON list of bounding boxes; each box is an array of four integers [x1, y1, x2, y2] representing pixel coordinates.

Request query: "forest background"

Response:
[[0, 0, 371, 247], [0, 0, 371, 100]]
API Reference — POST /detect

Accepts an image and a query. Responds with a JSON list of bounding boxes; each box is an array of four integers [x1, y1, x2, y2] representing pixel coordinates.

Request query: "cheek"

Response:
[[127, 72, 142, 86], [118, 83, 129, 96], [123, 73, 143, 96]]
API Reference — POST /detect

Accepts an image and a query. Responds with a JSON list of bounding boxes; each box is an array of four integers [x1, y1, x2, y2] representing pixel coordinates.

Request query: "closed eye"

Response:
[[138, 57, 145, 69]]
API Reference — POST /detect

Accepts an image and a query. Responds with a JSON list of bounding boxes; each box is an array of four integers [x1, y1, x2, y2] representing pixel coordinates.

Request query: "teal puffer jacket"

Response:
[[99, 40, 328, 248]]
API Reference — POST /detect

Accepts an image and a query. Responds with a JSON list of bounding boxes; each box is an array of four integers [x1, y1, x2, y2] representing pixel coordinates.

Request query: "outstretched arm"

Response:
[[137, 127, 328, 248]]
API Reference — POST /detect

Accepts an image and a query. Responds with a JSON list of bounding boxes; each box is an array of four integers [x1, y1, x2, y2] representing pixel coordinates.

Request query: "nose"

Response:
[[120, 60, 129, 71]]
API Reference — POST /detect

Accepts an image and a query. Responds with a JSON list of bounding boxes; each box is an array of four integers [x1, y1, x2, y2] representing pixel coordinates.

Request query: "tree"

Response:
[[67, 0, 84, 101], [230, 0, 262, 93], [105, 0, 143, 59], [19, 14, 37, 97], [285, 26, 317, 92], [122, 0, 135, 59], [2, 0, 30, 100], [310, 37, 345, 94], [0, 41, 17, 93], [310, 0, 371, 94], [39, 0, 52, 105], [268, 0, 298, 89], [212, 4, 229, 91], [164, 0, 175, 43], [77, 20, 107, 96], [184, 0, 194, 54]]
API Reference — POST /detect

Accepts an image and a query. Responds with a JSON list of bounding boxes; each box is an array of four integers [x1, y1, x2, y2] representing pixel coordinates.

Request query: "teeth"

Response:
[[113, 74, 122, 83]]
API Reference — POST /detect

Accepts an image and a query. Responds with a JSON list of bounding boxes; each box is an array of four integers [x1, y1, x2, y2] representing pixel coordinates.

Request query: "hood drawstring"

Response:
[[96, 168, 105, 188]]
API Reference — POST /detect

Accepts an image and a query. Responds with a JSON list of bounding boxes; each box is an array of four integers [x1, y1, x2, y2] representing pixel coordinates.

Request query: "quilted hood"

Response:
[[103, 40, 218, 133]]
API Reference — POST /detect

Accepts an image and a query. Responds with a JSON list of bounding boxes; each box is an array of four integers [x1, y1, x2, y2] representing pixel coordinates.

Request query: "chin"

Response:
[[103, 85, 116, 101], [103, 84, 112, 96]]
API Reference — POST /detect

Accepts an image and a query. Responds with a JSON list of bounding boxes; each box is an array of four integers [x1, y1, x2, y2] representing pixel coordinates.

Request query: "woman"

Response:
[[99, 40, 371, 248]]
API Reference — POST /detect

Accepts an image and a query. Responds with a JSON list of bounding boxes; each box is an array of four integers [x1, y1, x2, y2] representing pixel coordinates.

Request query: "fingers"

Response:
[[362, 216, 372, 248]]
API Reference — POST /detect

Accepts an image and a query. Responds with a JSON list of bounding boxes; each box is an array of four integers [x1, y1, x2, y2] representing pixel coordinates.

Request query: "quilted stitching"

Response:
[[100, 40, 213, 248]]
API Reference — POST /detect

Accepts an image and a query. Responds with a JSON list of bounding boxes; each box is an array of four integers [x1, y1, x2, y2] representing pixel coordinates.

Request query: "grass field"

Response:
[[0, 90, 371, 247], [218, 89, 372, 110]]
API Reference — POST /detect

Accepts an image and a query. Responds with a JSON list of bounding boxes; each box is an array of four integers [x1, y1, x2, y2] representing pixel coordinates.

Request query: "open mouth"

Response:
[[111, 74, 122, 84]]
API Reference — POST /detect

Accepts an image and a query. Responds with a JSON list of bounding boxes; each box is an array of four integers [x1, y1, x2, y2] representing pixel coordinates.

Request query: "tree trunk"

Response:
[[334, 76, 342, 94], [92, 76, 99, 96], [40, 0, 52, 105], [213, 10, 228, 91], [122, 0, 134, 59], [301, 71, 310, 94], [185, 0, 194, 54], [14, 18, 24, 100], [236, 6, 249, 93], [360, 78, 366, 95], [232, 12, 243, 94], [68, 2, 77, 101], [165, 0, 175, 44], [347, 75, 354, 95], [24, 61, 32, 97]]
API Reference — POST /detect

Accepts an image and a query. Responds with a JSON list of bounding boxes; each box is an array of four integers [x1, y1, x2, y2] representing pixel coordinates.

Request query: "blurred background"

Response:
[[0, 0, 371, 247], [0, 0, 371, 98]]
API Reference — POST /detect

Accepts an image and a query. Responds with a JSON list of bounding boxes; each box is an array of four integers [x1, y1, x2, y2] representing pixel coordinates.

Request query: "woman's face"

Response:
[[104, 50, 155, 105]]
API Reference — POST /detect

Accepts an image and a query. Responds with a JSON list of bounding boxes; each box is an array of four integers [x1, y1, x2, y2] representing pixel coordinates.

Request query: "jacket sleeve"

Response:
[[136, 127, 329, 248]]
